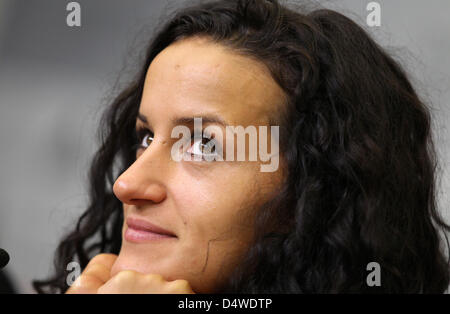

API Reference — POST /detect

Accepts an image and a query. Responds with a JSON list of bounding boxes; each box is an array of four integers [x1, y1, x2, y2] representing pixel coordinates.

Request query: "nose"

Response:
[[113, 148, 168, 206]]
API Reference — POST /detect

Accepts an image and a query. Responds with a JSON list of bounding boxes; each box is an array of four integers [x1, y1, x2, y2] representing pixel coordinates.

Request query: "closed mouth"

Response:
[[125, 216, 177, 240]]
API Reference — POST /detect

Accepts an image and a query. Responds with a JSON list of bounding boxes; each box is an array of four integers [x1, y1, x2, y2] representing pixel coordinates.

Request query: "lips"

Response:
[[125, 217, 177, 243]]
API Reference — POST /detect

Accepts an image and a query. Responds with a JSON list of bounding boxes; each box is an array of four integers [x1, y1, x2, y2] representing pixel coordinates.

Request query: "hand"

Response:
[[66, 253, 118, 294], [97, 270, 195, 294]]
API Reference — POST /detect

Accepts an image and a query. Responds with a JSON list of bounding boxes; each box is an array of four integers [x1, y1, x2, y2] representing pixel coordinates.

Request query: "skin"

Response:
[[68, 36, 287, 294]]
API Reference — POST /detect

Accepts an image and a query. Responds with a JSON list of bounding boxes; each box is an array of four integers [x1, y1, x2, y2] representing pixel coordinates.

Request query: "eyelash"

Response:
[[133, 127, 219, 161]]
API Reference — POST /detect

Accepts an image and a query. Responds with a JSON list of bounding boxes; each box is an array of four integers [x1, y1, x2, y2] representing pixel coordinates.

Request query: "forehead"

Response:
[[140, 36, 286, 127]]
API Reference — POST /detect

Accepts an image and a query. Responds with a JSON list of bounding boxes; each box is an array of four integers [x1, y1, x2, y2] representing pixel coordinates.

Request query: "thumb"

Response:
[[66, 253, 118, 294]]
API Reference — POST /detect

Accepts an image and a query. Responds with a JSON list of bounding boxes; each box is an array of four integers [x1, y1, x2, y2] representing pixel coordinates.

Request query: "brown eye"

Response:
[[141, 132, 154, 148], [135, 128, 154, 151]]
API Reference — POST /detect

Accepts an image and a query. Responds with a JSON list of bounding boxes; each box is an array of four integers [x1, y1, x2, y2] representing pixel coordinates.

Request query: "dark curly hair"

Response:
[[33, 0, 450, 293]]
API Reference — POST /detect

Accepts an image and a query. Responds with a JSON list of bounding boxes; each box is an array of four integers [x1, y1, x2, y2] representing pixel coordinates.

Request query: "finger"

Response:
[[97, 270, 141, 294], [83, 253, 118, 282], [166, 279, 195, 294], [83, 262, 112, 284], [85, 253, 118, 270], [66, 274, 104, 294], [66, 254, 118, 294]]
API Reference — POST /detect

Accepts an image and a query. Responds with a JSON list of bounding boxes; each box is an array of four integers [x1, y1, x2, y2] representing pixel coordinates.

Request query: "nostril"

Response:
[[129, 199, 156, 207]]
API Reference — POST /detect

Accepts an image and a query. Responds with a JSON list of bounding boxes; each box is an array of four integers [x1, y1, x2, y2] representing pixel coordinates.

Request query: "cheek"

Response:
[[172, 170, 256, 241], [172, 171, 260, 276], [168, 176, 258, 292]]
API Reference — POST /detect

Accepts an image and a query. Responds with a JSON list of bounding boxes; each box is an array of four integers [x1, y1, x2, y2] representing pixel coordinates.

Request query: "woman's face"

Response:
[[110, 36, 286, 293]]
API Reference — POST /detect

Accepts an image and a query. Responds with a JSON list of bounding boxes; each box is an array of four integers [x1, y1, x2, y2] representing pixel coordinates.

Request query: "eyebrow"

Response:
[[137, 112, 149, 124], [137, 112, 229, 128]]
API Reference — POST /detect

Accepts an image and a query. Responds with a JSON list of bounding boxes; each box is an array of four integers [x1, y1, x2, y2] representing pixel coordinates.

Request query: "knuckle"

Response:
[[144, 273, 164, 283], [84, 263, 105, 274], [174, 279, 189, 287], [168, 279, 191, 292], [74, 274, 93, 286], [67, 274, 101, 293], [83, 263, 110, 282], [114, 270, 137, 283]]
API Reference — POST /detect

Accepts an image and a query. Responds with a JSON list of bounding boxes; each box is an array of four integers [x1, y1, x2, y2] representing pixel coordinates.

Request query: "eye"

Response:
[[134, 128, 154, 150], [186, 135, 219, 160], [141, 132, 154, 148]]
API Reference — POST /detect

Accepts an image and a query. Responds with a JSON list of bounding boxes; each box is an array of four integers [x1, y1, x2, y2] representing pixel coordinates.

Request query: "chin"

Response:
[[110, 248, 219, 293], [110, 246, 176, 280]]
